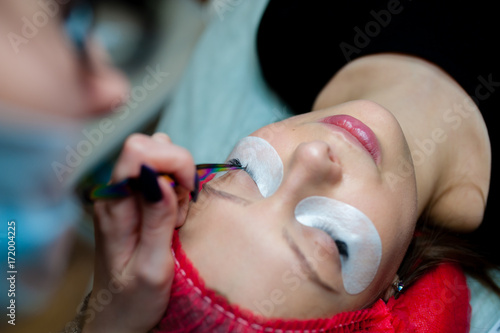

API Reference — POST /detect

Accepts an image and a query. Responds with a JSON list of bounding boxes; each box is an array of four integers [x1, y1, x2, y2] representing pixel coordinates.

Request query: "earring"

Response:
[[393, 280, 404, 293]]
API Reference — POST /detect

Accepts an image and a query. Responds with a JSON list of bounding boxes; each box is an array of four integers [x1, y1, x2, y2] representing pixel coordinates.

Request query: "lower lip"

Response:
[[319, 115, 381, 163]]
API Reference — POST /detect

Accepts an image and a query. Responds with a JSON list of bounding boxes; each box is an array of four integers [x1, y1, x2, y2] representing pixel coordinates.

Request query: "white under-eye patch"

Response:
[[225, 136, 283, 197], [295, 196, 382, 295]]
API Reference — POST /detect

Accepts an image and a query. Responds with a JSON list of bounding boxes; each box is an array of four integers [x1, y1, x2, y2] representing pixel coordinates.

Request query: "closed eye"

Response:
[[335, 240, 349, 258], [202, 183, 251, 206], [313, 221, 349, 259]]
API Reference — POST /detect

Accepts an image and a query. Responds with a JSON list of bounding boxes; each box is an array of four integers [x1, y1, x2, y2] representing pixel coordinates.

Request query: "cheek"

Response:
[[379, 185, 418, 249], [371, 203, 416, 292], [1, 35, 87, 117], [379, 222, 414, 274]]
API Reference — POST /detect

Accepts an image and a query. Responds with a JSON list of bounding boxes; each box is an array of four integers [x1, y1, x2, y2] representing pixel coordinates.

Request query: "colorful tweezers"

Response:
[[87, 163, 245, 202]]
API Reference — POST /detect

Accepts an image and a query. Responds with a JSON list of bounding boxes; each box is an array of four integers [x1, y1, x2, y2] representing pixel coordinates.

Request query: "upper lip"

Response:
[[319, 115, 381, 163]]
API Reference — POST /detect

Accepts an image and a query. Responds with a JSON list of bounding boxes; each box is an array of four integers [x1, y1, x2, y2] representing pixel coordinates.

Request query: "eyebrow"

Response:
[[202, 183, 251, 206], [282, 228, 336, 293], [203, 183, 335, 292]]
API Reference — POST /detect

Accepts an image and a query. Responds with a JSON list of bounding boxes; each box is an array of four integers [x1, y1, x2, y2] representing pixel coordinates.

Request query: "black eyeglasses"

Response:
[[63, 0, 95, 61]]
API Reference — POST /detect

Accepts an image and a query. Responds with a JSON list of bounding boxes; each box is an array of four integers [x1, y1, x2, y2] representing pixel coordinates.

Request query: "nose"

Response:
[[83, 41, 130, 116], [272, 141, 342, 208]]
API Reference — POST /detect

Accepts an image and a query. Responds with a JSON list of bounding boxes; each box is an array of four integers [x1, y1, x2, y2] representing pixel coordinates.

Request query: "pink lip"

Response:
[[319, 115, 381, 163]]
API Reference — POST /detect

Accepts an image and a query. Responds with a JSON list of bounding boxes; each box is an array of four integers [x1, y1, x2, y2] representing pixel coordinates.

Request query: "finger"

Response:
[[112, 134, 196, 192], [93, 196, 141, 266], [110, 133, 153, 181], [176, 192, 191, 228], [152, 132, 171, 143], [136, 165, 164, 203], [134, 176, 179, 270]]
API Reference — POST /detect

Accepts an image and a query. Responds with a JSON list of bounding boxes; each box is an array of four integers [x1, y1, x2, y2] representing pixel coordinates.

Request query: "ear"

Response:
[[382, 274, 400, 301]]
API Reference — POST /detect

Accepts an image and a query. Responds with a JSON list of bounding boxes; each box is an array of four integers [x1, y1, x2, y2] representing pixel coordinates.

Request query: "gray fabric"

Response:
[[156, 0, 291, 164]]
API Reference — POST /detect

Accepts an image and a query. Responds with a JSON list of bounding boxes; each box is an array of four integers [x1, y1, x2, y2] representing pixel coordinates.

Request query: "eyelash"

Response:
[[227, 158, 255, 180], [227, 158, 243, 168], [335, 240, 349, 258], [313, 221, 349, 258]]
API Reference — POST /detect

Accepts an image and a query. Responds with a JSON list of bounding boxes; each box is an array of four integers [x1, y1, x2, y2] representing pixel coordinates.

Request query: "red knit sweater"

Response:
[[153, 231, 470, 332]]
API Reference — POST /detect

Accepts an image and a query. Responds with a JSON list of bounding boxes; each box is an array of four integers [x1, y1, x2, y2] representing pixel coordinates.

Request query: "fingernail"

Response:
[[152, 132, 170, 143], [139, 164, 163, 203], [190, 172, 200, 202]]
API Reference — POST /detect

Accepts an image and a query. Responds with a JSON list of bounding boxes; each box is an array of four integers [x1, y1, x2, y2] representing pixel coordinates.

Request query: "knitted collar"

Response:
[[153, 231, 470, 332]]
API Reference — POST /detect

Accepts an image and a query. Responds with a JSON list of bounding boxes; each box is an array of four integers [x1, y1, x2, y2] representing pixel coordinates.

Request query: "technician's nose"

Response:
[[273, 141, 342, 207], [83, 41, 130, 116]]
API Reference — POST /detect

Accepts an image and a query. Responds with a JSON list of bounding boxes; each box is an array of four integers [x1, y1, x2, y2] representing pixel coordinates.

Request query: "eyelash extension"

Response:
[[227, 158, 243, 168], [315, 221, 349, 258], [335, 240, 349, 258], [227, 158, 254, 179]]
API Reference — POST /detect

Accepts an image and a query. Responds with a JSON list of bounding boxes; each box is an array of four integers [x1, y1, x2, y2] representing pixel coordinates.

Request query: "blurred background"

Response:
[[0, 0, 208, 332], [72, 0, 208, 231]]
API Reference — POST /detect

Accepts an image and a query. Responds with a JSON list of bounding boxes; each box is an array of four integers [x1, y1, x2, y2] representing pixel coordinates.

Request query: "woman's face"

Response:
[[0, 0, 128, 119], [181, 100, 419, 318]]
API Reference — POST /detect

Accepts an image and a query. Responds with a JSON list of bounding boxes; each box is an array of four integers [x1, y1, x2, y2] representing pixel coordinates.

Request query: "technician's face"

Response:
[[181, 100, 419, 319], [0, 0, 128, 119]]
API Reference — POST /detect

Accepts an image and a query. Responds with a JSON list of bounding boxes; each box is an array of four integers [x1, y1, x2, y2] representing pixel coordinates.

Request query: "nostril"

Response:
[[326, 144, 337, 164], [296, 141, 339, 169], [291, 141, 342, 186]]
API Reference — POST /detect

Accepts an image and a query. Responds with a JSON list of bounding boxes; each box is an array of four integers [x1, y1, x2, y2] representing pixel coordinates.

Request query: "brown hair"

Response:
[[396, 218, 500, 299]]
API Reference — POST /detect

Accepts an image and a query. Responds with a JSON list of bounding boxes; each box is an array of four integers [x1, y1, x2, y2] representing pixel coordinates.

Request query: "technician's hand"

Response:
[[82, 133, 196, 333]]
